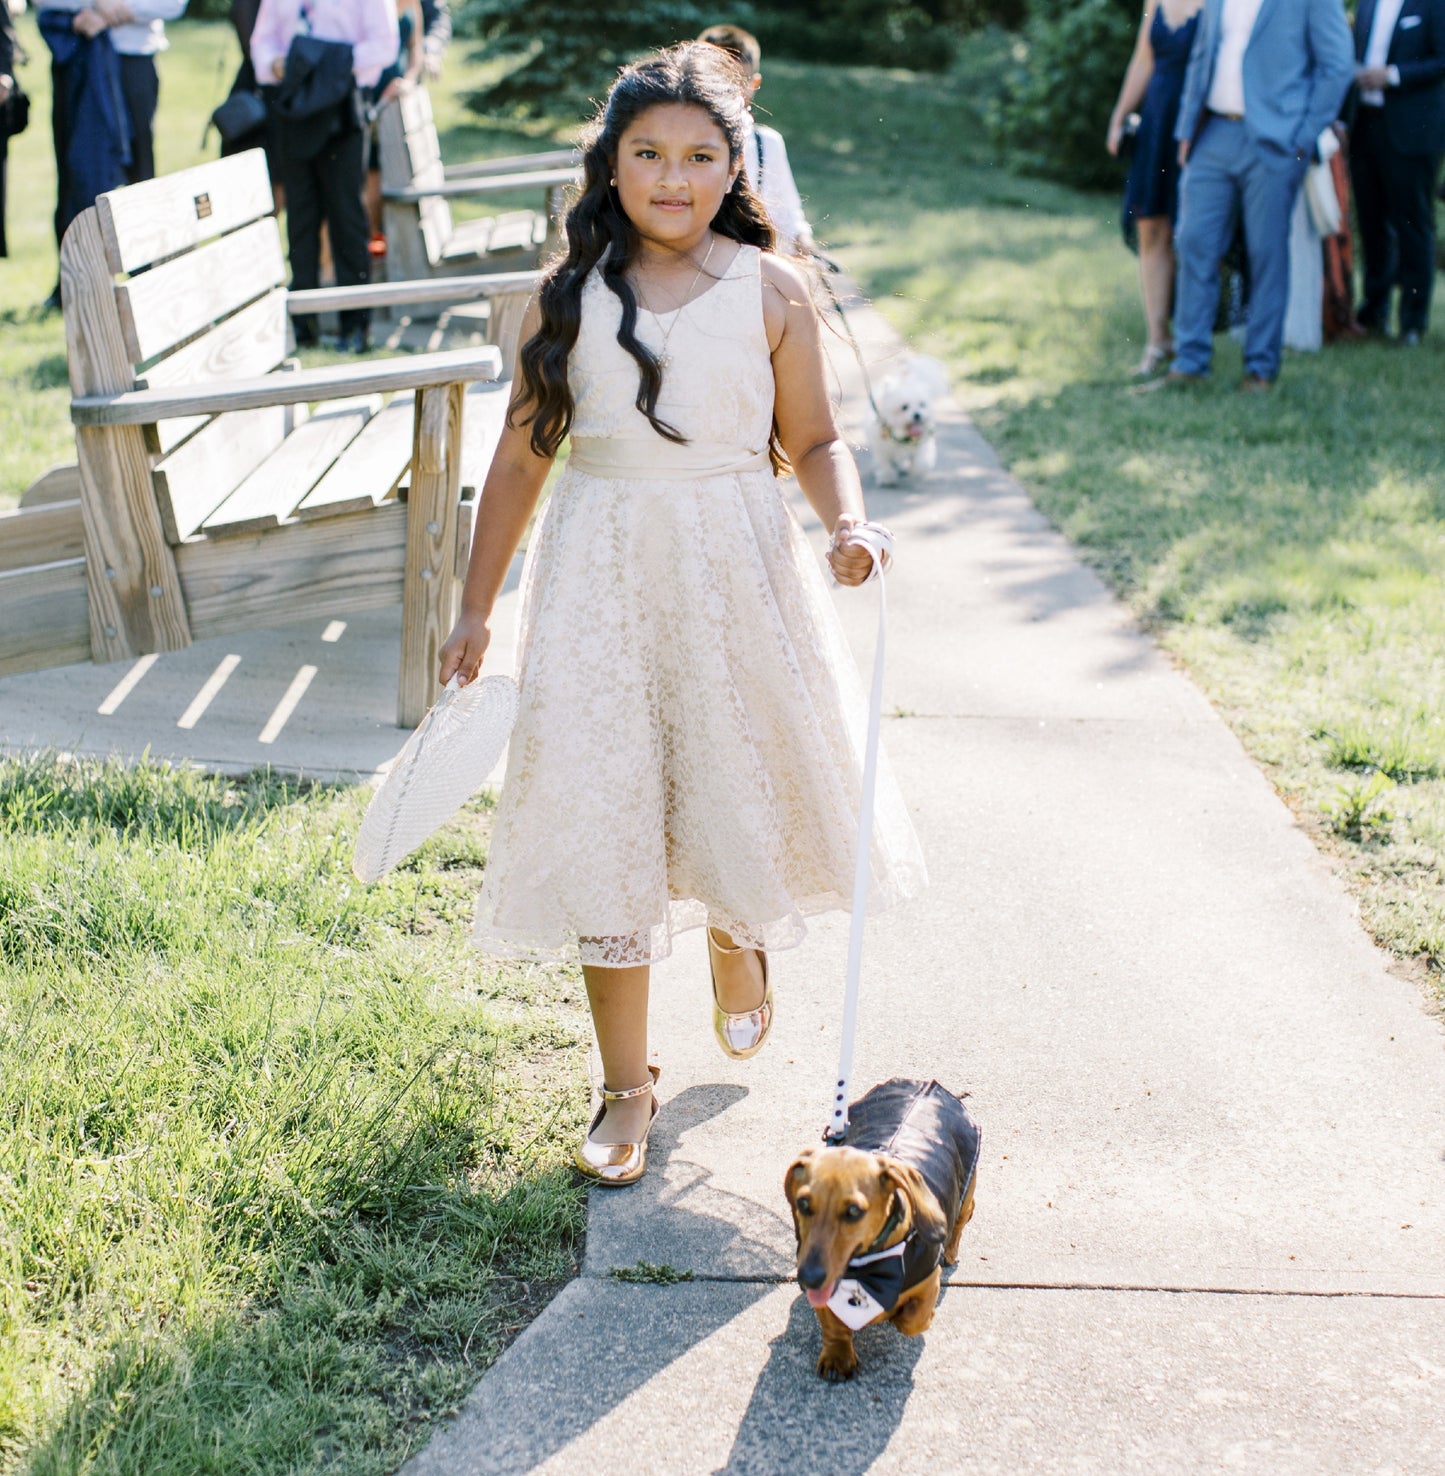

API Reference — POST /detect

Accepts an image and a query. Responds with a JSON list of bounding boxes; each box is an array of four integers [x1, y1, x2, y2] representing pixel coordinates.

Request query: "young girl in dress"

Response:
[[438, 43, 926, 1187]]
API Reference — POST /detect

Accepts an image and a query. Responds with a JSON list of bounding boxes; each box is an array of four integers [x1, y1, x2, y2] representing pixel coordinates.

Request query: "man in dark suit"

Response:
[[1349, 0, 1445, 343]]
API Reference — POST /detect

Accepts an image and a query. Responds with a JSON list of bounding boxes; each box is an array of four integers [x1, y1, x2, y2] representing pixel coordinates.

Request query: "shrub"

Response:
[[990, 0, 1139, 190]]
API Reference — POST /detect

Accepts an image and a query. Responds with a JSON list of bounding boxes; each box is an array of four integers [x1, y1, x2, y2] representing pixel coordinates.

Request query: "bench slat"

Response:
[[153, 406, 287, 543], [97, 150, 275, 275], [0, 559, 91, 677], [202, 397, 380, 537], [296, 393, 414, 519], [117, 217, 286, 367], [19, 463, 83, 507], [0, 500, 87, 572], [177, 503, 410, 640]]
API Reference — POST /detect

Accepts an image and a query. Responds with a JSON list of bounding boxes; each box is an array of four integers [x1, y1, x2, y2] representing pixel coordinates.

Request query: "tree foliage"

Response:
[[456, 0, 996, 115], [989, 0, 1140, 189]]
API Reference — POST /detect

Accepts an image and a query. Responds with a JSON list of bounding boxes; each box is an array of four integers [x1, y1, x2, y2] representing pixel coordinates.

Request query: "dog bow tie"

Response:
[[826, 1240, 910, 1331]]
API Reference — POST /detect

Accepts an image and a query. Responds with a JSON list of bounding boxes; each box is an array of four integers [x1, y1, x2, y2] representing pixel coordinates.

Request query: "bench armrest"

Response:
[[442, 149, 578, 181], [72, 347, 502, 426], [383, 166, 578, 202], [286, 272, 541, 315]]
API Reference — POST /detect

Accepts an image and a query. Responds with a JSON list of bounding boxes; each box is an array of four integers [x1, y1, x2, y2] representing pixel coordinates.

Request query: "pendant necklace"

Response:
[[635, 234, 716, 370]]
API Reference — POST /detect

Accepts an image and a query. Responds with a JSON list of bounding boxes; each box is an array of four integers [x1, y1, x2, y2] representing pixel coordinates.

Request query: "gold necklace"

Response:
[[634, 235, 716, 370]]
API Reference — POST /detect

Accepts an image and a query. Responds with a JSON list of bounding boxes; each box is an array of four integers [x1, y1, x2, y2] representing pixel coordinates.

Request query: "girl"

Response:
[[438, 43, 926, 1187]]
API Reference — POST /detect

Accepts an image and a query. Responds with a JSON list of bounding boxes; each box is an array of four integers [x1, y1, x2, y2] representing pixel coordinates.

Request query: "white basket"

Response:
[[353, 674, 519, 883]]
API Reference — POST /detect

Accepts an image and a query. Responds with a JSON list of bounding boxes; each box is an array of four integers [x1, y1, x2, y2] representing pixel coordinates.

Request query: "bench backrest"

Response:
[[62, 150, 294, 546], [378, 87, 454, 268]]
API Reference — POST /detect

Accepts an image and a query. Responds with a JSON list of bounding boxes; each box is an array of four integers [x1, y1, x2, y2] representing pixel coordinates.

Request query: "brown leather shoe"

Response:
[[1238, 374, 1272, 393]]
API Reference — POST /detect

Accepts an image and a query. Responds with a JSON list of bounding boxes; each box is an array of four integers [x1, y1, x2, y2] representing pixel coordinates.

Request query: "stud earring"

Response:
[[610, 177, 617, 186]]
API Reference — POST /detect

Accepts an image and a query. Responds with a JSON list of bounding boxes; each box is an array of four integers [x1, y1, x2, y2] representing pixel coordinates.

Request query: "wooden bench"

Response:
[[1, 149, 537, 726], [378, 87, 578, 294]]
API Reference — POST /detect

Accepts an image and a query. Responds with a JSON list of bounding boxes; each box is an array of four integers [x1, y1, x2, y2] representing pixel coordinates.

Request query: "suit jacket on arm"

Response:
[[1352, 0, 1445, 153], [1176, 0, 1355, 154]]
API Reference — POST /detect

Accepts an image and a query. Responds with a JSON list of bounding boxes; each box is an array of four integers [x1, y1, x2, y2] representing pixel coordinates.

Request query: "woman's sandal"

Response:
[[1133, 343, 1172, 378], [707, 927, 774, 1060], [574, 1065, 661, 1187]]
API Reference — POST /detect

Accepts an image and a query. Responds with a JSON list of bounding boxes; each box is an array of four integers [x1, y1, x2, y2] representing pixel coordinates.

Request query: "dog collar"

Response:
[[880, 423, 923, 447]]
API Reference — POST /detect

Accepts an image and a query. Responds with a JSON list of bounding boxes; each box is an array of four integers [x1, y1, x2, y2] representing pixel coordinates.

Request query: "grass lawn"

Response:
[[760, 47, 1445, 993], [0, 757, 590, 1474]]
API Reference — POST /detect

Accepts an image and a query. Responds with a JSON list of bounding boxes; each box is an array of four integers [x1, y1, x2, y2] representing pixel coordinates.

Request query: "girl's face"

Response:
[[613, 103, 739, 249]]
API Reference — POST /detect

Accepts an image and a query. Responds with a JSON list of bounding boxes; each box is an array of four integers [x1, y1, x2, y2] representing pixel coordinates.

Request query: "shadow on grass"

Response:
[[0, 753, 339, 842], [22, 1162, 583, 1476]]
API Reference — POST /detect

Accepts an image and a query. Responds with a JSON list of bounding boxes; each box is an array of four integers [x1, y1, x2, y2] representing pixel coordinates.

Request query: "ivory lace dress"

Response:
[[473, 242, 927, 967]]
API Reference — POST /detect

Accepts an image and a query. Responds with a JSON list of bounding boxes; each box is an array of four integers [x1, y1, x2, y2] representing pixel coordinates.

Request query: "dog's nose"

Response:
[[798, 1255, 829, 1290]]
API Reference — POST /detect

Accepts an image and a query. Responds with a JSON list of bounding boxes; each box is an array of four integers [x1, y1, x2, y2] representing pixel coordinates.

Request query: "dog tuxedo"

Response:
[[830, 1079, 981, 1330]]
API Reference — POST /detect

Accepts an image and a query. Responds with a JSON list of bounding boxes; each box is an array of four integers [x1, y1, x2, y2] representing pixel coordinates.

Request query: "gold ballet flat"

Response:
[[573, 1065, 661, 1188], [708, 927, 774, 1060]]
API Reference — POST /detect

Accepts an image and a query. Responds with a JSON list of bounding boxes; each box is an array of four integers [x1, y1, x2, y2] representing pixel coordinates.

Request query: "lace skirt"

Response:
[[471, 463, 928, 968]]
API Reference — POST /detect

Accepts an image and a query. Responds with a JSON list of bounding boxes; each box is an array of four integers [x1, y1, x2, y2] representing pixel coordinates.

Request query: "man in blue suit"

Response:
[[1166, 0, 1354, 388], [1348, 0, 1445, 344]]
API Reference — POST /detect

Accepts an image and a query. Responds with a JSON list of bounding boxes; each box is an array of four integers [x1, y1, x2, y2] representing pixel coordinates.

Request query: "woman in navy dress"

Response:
[[1107, 0, 1202, 375]]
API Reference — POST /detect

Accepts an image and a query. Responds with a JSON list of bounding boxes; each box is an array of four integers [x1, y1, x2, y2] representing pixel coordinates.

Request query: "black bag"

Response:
[[2, 80, 28, 140], [209, 87, 267, 146]]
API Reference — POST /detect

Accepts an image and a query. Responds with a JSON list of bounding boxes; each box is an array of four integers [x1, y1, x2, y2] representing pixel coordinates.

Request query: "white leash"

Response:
[[825, 520, 893, 1143]]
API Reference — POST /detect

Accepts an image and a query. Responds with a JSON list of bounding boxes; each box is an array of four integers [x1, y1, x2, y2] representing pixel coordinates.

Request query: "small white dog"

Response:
[[867, 354, 950, 486]]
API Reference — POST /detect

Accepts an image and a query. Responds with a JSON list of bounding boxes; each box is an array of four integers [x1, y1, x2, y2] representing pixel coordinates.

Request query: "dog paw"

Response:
[[817, 1347, 860, 1382]]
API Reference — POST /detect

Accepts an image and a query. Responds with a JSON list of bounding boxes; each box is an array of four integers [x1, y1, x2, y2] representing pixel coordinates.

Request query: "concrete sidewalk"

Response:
[[401, 296, 1445, 1473]]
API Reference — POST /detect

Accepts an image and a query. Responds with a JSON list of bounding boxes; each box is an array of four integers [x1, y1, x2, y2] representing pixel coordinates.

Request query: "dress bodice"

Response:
[[1149, 5, 1199, 78], [568, 241, 775, 460]]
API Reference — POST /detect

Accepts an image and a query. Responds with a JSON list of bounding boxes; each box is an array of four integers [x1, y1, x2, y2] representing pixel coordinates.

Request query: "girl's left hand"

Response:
[[828, 516, 883, 587]]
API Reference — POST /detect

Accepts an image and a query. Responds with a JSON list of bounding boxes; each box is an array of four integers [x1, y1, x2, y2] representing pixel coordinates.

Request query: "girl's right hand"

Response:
[[439, 610, 491, 687]]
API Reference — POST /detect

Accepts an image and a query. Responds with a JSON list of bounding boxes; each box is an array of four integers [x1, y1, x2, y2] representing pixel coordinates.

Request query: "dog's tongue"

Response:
[[805, 1285, 835, 1309], [907, 424, 925, 440]]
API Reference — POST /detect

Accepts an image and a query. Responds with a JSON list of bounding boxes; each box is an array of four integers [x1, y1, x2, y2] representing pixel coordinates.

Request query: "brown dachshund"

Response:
[[784, 1079, 980, 1381]]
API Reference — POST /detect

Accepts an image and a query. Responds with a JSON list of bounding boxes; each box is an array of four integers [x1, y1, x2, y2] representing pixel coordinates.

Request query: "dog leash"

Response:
[[811, 253, 888, 431], [825, 519, 893, 1144]]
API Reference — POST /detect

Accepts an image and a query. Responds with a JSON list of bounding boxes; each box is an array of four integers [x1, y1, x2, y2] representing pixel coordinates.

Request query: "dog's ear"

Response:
[[784, 1150, 814, 1207], [879, 1157, 948, 1245]]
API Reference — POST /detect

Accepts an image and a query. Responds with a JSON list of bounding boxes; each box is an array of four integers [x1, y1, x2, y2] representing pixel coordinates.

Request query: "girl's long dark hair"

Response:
[[514, 43, 778, 463]]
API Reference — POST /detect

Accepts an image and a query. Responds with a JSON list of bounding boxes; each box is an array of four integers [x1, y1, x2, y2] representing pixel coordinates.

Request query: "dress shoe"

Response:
[[574, 1065, 660, 1187], [707, 928, 774, 1060], [1400, 330, 1422, 348], [1238, 374, 1272, 393]]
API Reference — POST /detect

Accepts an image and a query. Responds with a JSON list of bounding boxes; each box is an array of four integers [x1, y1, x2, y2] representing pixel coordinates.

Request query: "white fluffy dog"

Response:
[[867, 354, 950, 486]]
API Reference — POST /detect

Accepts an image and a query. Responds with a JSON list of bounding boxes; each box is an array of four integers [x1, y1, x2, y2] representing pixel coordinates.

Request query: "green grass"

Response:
[[759, 49, 1445, 988], [0, 755, 590, 1474]]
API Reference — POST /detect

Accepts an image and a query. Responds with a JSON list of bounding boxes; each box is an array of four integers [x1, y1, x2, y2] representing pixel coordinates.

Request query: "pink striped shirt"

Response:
[[251, 0, 400, 90]]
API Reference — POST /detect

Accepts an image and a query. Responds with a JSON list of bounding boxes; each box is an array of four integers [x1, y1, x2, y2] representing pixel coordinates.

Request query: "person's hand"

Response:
[[828, 515, 883, 588], [1178, 139, 1190, 166], [1106, 114, 1124, 157], [421, 48, 442, 81], [439, 608, 491, 686], [0, 76, 12, 107], [94, 0, 135, 25], [1356, 65, 1391, 90], [72, 10, 109, 38], [271, 56, 286, 80], [378, 76, 408, 103]]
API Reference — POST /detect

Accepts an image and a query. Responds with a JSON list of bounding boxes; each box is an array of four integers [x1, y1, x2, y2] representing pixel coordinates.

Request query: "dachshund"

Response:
[[784, 1079, 979, 1381]]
